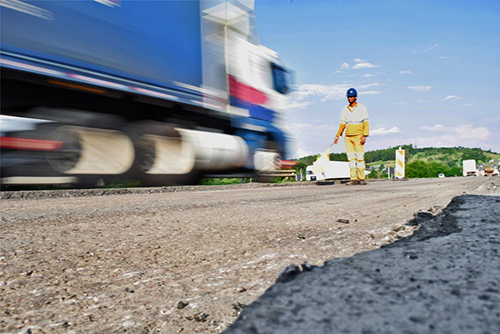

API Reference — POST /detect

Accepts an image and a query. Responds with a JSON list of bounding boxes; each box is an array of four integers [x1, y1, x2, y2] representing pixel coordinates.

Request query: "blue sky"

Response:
[[255, 0, 500, 158]]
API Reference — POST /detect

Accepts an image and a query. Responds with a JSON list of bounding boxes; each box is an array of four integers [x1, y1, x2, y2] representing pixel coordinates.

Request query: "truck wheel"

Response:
[[123, 121, 197, 187], [41, 113, 129, 188], [255, 140, 282, 183]]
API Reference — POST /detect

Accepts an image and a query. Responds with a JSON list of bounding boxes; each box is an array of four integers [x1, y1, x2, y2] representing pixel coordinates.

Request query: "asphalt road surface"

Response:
[[0, 177, 496, 333], [225, 184, 500, 334]]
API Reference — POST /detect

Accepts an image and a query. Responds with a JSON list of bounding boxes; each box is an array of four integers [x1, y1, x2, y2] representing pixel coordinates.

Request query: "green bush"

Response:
[[201, 178, 253, 185], [406, 160, 460, 178]]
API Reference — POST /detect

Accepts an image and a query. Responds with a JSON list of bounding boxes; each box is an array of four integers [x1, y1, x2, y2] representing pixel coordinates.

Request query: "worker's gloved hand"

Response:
[[334, 136, 339, 144], [361, 136, 367, 145]]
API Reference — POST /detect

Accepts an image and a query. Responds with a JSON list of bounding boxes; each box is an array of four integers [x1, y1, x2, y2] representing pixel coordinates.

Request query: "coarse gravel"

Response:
[[224, 185, 500, 334], [0, 182, 316, 200]]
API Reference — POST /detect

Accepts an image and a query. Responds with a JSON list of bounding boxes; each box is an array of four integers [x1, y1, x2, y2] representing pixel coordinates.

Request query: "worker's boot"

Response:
[[358, 180, 367, 185], [345, 180, 358, 186]]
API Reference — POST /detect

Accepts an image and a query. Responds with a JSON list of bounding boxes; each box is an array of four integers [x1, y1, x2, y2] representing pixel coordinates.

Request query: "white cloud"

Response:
[[423, 43, 439, 53], [487, 115, 500, 123], [360, 83, 381, 89], [364, 74, 373, 78], [285, 101, 313, 110], [371, 126, 401, 136], [285, 120, 343, 159], [393, 101, 407, 105], [360, 91, 382, 95], [291, 83, 381, 102], [406, 123, 494, 151], [340, 62, 350, 70], [420, 124, 490, 141], [443, 95, 460, 101], [290, 84, 346, 101], [400, 70, 414, 75], [408, 85, 432, 92], [295, 148, 312, 158], [338, 58, 378, 71], [464, 103, 473, 107], [288, 122, 337, 133], [412, 44, 439, 54], [352, 62, 375, 69], [421, 124, 446, 132]]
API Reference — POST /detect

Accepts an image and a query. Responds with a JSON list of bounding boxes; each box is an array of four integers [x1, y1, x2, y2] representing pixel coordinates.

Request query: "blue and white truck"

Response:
[[0, 0, 291, 187]]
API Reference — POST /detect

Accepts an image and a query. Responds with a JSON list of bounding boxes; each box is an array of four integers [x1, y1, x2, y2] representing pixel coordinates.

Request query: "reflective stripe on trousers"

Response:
[[345, 135, 365, 180]]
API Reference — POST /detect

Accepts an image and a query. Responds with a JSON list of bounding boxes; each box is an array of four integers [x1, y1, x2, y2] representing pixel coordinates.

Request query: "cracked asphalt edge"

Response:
[[224, 193, 500, 334]]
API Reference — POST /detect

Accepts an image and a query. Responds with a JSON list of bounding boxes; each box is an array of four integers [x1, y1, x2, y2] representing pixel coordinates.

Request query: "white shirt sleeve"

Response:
[[340, 107, 348, 124]]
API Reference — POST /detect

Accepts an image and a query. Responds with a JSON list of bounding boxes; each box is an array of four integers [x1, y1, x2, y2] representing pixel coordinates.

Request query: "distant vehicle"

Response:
[[306, 161, 350, 181], [438, 173, 445, 178], [484, 166, 499, 176], [462, 160, 478, 177]]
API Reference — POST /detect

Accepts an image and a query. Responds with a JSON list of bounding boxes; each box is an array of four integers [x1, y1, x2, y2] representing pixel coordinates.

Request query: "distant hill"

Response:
[[365, 145, 499, 166], [295, 145, 500, 178]]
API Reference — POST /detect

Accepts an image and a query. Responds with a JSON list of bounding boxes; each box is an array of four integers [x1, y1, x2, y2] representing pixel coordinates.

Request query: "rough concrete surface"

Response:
[[225, 181, 500, 334], [0, 182, 315, 201], [0, 177, 497, 333]]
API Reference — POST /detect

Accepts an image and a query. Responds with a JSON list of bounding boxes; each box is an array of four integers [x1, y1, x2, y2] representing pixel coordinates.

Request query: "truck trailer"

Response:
[[0, 0, 291, 187]]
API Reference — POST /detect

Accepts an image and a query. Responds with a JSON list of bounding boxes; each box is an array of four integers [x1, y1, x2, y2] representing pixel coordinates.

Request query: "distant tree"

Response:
[[295, 161, 308, 175], [462, 148, 487, 163], [406, 160, 429, 178], [446, 166, 461, 177], [406, 160, 451, 178], [446, 160, 454, 167], [329, 153, 347, 161], [428, 161, 448, 177], [296, 154, 319, 167]]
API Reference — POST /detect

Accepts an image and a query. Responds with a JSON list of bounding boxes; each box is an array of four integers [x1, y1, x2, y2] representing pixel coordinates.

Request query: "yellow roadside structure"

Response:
[[396, 147, 405, 179]]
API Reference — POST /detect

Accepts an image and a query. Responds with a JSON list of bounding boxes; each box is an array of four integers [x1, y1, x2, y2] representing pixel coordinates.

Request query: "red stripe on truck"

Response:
[[228, 75, 268, 106], [0, 137, 63, 151]]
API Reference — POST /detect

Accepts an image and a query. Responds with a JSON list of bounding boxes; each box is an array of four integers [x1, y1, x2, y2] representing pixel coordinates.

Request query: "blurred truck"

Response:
[[462, 159, 478, 177], [0, 0, 291, 187]]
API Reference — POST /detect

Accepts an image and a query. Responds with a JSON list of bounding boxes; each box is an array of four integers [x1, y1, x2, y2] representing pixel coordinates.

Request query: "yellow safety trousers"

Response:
[[345, 135, 366, 181]]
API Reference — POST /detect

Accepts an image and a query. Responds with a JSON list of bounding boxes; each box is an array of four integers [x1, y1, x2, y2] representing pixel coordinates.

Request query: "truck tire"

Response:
[[122, 121, 199, 187], [256, 140, 282, 183], [37, 110, 128, 188]]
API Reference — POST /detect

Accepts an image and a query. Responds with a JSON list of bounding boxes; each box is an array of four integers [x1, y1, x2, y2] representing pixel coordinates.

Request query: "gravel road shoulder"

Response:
[[224, 179, 500, 334]]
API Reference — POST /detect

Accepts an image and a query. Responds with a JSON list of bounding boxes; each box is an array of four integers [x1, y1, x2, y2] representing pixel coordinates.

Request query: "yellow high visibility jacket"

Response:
[[336, 102, 370, 137]]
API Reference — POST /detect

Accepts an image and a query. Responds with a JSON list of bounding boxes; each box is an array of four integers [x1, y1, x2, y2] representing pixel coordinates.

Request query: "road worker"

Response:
[[334, 88, 369, 185]]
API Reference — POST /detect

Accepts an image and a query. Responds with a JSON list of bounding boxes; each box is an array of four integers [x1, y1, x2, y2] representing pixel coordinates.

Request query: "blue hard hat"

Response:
[[346, 88, 357, 97]]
